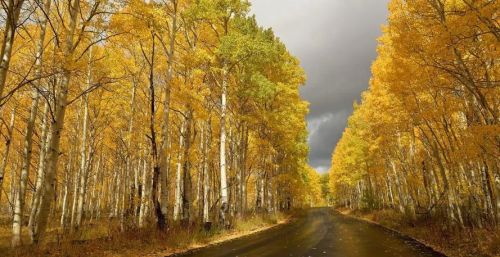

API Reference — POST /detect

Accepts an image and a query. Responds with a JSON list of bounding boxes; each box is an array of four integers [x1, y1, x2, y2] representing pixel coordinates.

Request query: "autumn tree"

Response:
[[330, 0, 499, 229]]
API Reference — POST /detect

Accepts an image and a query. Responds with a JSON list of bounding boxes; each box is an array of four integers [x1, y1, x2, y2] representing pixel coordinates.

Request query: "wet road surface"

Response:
[[176, 208, 447, 257]]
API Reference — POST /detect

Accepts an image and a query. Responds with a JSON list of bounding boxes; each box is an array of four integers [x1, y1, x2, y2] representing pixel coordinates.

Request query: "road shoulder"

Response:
[[336, 208, 499, 257]]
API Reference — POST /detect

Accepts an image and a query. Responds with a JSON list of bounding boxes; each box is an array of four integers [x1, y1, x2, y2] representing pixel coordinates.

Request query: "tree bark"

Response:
[[145, 34, 166, 230], [202, 121, 210, 225], [174, 121, 185, 221], [75, 48, 93, 229], [0, 0, 25, 101], [0, 108, 15, 208], [138, 156, 149, 228], [158, 0, 178, 224], [181, 111, 193, 225], [219, 67, 229, 227], [27, 102, 50, 239], [13, 0, 52, 244], [33, 0, 80, 244]]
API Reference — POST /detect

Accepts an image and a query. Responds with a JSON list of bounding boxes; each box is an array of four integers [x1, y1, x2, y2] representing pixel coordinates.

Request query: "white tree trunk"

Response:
[[174, 122, 185, 221], [133, 159, 139, 217], [202, 123, 210, 224], [75, 48, 93, 229], [10, 106, 38, 247], [158, 0, 178, 222], [60, 166, 70, 228], [114, 169, 122, 218], [33, 0, 80, 244], [267, 180, 273, 213], [139, 158, 149, 228], [391, 161, 406, 214], [219, 68, 228, 225], [70, 97, 85, 227], [119, 165, 127, 231], [0, 0, 25, 100], [8, 163, 16, 216], [70, 159, 81, 227], [18, 0, 52, 243], [124, 82, 136, 217], [257, 172, 264, 210], [13, 50, 41, 244], [27, 102, 50, 239], [89, 157, 100, 221]]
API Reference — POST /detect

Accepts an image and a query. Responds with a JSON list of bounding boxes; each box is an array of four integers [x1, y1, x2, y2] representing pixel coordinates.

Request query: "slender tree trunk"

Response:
[[89, 157, 100, 222], [75, 48, 93, 229], [70, 113, 83, 227], [9, 162, 16, 216], [33, 0, 80, 244], [390, 160, 405, 215], [181, 111, 193, 225], [482, 162, 498, 225], [126, 82, 137, 217], [386, 176, 394, 208], [95, 163, 103, 220], [219, 67, 229, 226], [70, 160, 80, 225], [139, 158, 149, 228], [11, 106, 41, 246], [0, 108, 15, 207], [60, 166, 70, 228], [110, 167, 119, 218], [202, 121, 210, 225], [174, 121, 185, 221], [159, 0, 178, 224], [119, 164, 127, 231], [238, 125, 247, 216], [12, 0, 51, 245], [196, 127, 203, 219], [0, 0, 25, 101], [28, 102, 50, 239], [145, 35, 166, 230]]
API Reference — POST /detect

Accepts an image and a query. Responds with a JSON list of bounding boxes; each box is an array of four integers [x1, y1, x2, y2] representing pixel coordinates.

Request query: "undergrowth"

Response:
[[0, 212, 289, 257], [340, 208, 500, 257]]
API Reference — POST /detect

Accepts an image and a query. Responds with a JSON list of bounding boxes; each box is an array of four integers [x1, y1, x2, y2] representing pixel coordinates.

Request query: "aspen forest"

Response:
[[0, 0, 326, 255], [329, 0, 499, 256], [0, 0, 498, 256]]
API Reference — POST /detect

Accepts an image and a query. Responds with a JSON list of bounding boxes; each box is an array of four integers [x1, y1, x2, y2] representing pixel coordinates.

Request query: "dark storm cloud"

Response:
[[250, 0, 389, 173], [307, 110, 350, 171]]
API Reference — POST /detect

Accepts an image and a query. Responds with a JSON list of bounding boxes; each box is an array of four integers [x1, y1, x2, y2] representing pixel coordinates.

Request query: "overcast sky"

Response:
[[250, 0, 390, 173]]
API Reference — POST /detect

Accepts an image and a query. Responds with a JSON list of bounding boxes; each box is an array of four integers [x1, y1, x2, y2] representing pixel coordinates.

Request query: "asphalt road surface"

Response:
[[176, 208, 446, 257]]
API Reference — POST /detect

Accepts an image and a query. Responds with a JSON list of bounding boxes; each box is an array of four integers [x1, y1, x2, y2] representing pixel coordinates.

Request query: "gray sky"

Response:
[[250, 0, 389, 173]]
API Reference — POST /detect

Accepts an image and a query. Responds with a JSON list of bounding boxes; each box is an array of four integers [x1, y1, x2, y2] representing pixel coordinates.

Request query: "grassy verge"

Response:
[[0, 212, 291, 257], [337, 208, 500, 257]]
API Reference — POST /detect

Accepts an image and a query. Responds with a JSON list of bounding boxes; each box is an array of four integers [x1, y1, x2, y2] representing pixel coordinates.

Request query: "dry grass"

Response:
[[0, 212, 290, 257], [338, 208, 500, 257]]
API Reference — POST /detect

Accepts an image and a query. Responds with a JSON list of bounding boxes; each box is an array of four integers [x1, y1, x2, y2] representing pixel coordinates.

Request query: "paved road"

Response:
[[176, 208, 446, 257]]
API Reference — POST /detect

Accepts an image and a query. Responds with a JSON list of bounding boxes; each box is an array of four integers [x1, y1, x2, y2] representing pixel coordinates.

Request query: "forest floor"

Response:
[[0, 212, 291, 257], [337, 208, 500, 257]]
